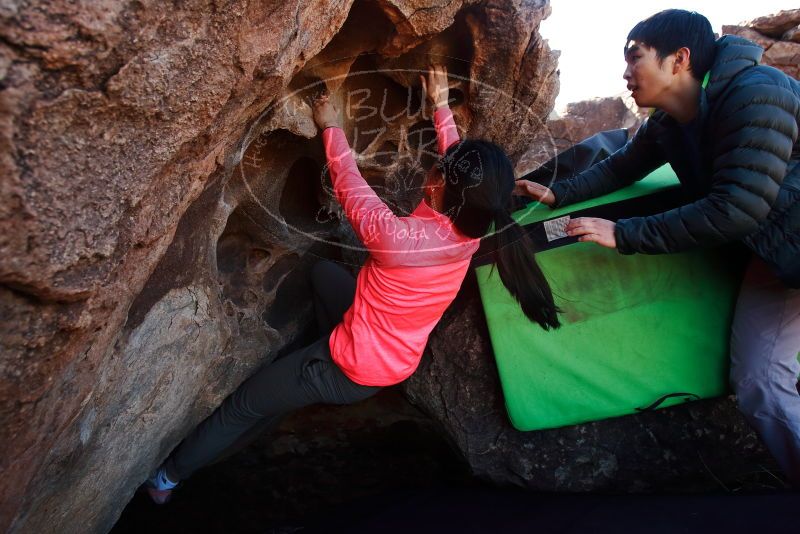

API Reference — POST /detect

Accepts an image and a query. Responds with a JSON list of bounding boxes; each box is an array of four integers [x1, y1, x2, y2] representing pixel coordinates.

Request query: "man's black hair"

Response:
[[625, 9, 716, 81]]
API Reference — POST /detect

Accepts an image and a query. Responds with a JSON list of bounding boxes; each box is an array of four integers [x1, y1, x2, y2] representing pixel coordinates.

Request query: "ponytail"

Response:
[[440, 138, 561, 330], [492, 210, 560, 330]]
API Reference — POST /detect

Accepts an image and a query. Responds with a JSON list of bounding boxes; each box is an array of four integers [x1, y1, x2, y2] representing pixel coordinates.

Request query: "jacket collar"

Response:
[[705, 35, 763, 102]]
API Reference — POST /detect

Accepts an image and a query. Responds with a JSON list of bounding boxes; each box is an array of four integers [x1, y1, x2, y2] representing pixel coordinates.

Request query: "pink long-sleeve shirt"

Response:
[[322, 107, 479, 386]]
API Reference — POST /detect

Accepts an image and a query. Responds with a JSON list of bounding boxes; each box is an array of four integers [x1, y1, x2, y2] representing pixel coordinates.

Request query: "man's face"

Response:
[[623, 41, 676, 108]]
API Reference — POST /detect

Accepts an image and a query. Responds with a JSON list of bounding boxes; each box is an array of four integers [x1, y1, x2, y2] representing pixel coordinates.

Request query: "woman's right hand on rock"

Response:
[[311, 94, 340, 130], [420, 65, 449, 109], [513, 179, 556, 207]]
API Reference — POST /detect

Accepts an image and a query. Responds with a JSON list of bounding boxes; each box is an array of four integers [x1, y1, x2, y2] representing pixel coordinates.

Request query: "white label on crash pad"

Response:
[[543, 215, 570, 242]]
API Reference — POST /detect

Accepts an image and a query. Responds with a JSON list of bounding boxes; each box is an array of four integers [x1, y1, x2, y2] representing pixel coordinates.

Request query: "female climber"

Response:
[[144, 65, 560, 503]]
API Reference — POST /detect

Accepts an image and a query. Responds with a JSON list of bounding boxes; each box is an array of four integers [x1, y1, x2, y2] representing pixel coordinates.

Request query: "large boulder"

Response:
[[0, 0, 558, 532], [724, 8, 800, 79], [2, 2, 783, 532], [746, 9, 800, 38]]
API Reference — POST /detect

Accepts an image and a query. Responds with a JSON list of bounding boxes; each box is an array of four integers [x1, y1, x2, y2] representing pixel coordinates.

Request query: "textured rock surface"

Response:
[[724, 8, 800, 79], [0, 0, 558, 532], [746, 9, 800, 38], [2, 2, 785, 532]]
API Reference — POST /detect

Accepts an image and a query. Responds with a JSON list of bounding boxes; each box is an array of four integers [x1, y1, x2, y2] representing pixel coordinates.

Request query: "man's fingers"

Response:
[[515, 180, 531, 192], [513, 180, 551, 201], [567, 218, 592, 231], [526, 183, 543, 193], [527, 186, 544, 198], [523, 182, 545, 192], [567, 222, 594, 236]]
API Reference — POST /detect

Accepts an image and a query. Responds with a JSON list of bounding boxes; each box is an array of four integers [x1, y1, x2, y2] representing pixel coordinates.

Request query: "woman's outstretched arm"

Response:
[[313, 95, 399, 251], [421, 65, 459, 154]]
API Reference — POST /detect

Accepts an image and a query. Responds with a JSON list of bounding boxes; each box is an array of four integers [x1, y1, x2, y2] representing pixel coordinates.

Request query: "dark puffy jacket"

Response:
[[550, 35, 800, 287]]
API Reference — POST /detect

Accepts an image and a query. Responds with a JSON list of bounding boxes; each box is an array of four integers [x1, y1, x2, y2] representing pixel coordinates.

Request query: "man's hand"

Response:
[[566, 217, 617, 248], [420, 65, 449, 109], [312, 94, 340, 130], [514, 179, 556, 207]]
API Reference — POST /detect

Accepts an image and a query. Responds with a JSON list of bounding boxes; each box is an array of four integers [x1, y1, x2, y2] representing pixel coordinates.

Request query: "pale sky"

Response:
[[540, 1, 799, 111]]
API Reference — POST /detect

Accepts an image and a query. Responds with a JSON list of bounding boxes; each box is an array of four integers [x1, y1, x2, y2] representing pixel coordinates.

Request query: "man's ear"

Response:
[[673, 47, 692, 75]]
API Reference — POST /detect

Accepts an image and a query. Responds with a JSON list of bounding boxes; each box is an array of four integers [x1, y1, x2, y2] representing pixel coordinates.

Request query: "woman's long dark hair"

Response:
[[438, 139, 560, 330]]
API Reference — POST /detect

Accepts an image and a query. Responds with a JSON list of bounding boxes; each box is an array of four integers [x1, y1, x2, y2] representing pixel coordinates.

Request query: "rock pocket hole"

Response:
[[216, 206, 284, 309], [247, 247, 272, 274], [216, 232, 248, 276], [279, 157, 328, 231], [448, 88, 465, 107]]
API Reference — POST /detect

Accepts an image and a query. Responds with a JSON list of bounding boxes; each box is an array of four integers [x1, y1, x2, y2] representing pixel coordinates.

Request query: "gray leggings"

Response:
[[165, 260, 382, 481], [730, 257, 800, 486]]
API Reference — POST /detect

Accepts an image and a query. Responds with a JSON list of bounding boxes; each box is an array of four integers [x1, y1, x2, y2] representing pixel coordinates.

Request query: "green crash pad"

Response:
[[476, 164, 746, 431]]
